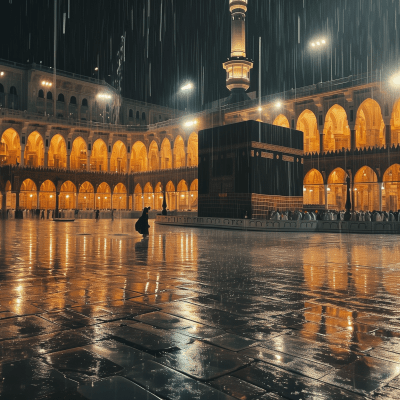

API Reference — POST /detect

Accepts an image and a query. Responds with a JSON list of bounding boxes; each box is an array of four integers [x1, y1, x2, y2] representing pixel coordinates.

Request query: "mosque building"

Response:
[[1, 0, 400, 216]]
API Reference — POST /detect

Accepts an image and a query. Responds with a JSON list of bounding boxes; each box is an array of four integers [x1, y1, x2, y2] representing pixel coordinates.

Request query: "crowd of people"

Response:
[[269, 210, 400, 222]]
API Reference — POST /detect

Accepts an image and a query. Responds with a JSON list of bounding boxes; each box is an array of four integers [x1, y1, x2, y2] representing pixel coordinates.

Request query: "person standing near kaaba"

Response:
[[135, 207, 150, 237]]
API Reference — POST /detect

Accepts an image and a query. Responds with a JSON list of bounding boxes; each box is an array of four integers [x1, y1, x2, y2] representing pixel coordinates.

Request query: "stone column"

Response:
[[20, 147, 25, 166], [379, 183, 383, 212], [55, 191, 60, 218], [75, 191, 79, 209], [111, 193, 113, 210], [66, 151, 71, 170], [87, 152, 91, 171], [126, 156, 131, 173], [319, 132, 324, 154], [15, 190, 20, 211], [385, 125, 392, 147], [107, 157, 111, 172], [351, 130, 356, 151], [44, 149, 49, 168], [37, 191, 40, 209], [1, 191, 7, 219], [324, 184, 328, 210]]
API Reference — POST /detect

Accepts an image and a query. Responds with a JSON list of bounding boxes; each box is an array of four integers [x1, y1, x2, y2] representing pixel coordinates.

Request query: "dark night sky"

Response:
[[1, 0, 399, 110]]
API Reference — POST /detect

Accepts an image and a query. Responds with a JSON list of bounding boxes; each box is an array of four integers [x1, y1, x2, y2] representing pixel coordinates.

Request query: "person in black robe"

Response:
[[135, 207, 150, 237]]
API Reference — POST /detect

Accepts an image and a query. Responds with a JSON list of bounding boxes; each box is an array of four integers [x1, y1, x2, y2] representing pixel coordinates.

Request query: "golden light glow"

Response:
[[184, 120, 197, 127], [97, 93, 112, 99], [41, 80, 52, 86], [181, 83, 193, 91]]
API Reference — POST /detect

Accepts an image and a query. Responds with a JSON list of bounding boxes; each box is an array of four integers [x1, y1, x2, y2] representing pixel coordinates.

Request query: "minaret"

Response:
[[223, 0, 253, 103]]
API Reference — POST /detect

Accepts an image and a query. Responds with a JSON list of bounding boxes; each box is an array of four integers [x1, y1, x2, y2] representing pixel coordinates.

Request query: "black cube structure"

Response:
[[198, 120, 304, 219]]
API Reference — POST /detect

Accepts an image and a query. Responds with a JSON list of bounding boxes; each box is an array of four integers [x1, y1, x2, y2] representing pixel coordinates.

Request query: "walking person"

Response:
[[135, 207, 150, 237]]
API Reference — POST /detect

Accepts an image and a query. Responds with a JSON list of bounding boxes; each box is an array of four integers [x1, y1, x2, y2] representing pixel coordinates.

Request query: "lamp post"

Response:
[[180, 82, 194, 113], [41, 80, 52, 116], [310, 38, 328, 84], [97, 93, 112, 123]]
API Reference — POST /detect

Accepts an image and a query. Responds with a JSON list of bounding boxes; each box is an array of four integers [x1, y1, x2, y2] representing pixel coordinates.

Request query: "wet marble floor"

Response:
[[0, 219, 400, 399]]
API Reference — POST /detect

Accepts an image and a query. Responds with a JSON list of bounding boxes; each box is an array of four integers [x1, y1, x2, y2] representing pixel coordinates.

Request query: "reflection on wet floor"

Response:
[[1, 219, 400, 398]]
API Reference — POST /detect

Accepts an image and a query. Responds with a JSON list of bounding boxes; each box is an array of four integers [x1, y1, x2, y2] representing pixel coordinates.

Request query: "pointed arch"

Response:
[[327, 168, 347, 211], [70, 137, 87, 170], [131, 141, 148, 172], [177, 179, 189, 211], [187, 132, 198, 166], [0, 128, 21, 166], [78, 181, 94, 210], [354, 166, 379, 211], [134, 183, 143, 211], [19, 179, 37, 210], [160, 138, 172, 169], [391, 98, 400, 145], [154, 182, 163, 210], [110, 140, 127, 173], [48, 134, 67, 169], [96, 182, 111, 209], [174, 136, 185, 168], [59, 181, 76, 210], [143, 182, 154, 208], [382, 164, 400, 211], [91, 139, 108, 171], [113, 183, 127, 210], [273, 114, 290, 128], [165, 180, 176, 211], [297, 110, 319, 154], [323, 105, 350, 152], [39, 180, 56, 210], [190, 179, 198, 210], [148, 140, 159, 171], [355, 99, 385, 149], [303, 169, 324, 206], [24, 131, 44, 167]]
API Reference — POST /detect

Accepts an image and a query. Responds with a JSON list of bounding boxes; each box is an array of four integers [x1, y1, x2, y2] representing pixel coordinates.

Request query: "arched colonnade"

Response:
[[303, 164, 400, 212], [0, 130, 198, 173], [272, 97, 400, 154]]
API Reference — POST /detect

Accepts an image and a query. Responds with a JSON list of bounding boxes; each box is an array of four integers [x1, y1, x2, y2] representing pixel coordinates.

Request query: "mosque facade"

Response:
[[1, 0, 400, 215]]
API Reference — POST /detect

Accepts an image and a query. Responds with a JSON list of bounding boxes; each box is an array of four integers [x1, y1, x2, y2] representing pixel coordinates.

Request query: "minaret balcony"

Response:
[[223, 58, 253, 92], [229, 0, 247, 13]]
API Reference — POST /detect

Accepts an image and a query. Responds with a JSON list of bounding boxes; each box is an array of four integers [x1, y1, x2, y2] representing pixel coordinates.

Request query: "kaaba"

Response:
[[198, 120, 304, 219]]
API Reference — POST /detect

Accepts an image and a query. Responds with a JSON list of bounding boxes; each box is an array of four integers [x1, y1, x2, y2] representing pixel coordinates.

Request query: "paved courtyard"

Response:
[[1, 219, 400, 399]]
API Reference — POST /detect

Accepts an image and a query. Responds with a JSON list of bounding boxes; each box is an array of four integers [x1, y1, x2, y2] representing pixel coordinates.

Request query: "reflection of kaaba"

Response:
[[198, 120, 303, 218]]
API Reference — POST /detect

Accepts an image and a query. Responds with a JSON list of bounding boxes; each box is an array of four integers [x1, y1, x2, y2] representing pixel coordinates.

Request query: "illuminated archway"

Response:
[[78, 181, 94, 210], [187, 133, 198, 167], [131, 141, 148, 172], [174, 136, 185, 168], [166, 181, 176, 211], [190, 179, 198, 210], [0, 128, 21, 165], [382, 164, 400, 212], [148, 141, 159, 171], [303, 169, 324, 206], [297, 110, 319, 154], [59, 181, 76, 210], [355, 99, 385, 149], [273, 114, 290, 128], [154, 182, 163, 210], [354, 166, 379, 211], [113, 183, 127, 210], [19, 179, 37, 209], [70, 137, 87, 170], [143, 182, 154, 209], [91, 139, 108, 171], [177, 180, 189, 210], [160, 139, 172, 169], [96, 182, 111, 209], [327, 168, 347, 211], [48, 134, 67, 169], [134, 184, 143, 211], [39, 180, 56, 209], [110, 141, 127, 173], [5, 180, 16, 209], [391, 99, 400, 145], [323, 105, 350, 152], [24, 131, 44, 167]]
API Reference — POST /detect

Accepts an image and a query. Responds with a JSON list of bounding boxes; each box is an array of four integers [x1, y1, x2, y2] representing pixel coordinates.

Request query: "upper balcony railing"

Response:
[[0, 69, 383, 134]]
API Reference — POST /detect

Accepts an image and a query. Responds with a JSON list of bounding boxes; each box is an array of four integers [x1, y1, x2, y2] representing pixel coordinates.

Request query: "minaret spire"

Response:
[[223, 0, 253, 102]]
